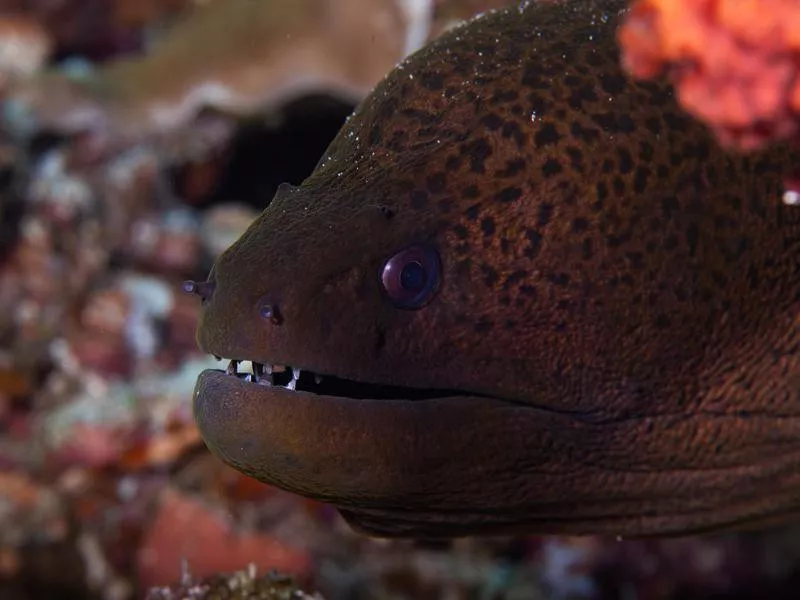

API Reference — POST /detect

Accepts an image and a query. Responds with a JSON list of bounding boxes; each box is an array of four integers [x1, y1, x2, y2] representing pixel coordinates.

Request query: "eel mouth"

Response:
[[191, 355, 513, 522], [211, 357, 473, 401]]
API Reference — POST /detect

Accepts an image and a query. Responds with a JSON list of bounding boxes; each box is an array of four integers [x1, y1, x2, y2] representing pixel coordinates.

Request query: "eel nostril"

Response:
[[183, 280, 216, 303]]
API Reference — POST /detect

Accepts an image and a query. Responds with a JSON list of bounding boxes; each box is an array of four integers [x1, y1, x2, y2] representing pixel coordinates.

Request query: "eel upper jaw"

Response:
[[201, 355, 488, 402]]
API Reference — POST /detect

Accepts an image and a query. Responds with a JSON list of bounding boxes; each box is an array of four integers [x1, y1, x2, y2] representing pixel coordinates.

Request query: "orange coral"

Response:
[[619, 0, 800, 151]]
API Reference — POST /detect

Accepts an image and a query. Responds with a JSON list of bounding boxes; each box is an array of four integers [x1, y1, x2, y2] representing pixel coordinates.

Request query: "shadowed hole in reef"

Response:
[[176, 94, 355, 212]]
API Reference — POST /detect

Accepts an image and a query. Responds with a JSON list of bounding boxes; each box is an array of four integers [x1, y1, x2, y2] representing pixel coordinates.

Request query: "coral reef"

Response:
[[145, 565, 321, 600], [619, 0, 800, 152]]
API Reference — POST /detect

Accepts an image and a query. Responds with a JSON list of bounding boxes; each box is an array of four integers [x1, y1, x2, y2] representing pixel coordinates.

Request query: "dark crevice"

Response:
[[177, 94, 355, 212]]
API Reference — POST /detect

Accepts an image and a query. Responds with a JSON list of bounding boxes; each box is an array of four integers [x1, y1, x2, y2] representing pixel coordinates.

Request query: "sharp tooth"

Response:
[[253, 363, 264, 383], [226, 360, 239, 376], [314, 374, 323, 385], [244, 374, 253, 383], [286, 367, 300, 391]]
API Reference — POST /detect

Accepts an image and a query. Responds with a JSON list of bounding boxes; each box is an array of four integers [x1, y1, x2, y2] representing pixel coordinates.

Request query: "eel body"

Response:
[[191, 0, 800, 538]]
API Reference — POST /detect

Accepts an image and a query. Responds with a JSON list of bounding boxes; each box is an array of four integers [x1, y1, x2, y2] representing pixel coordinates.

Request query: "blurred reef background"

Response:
[[0, 0, 799, 598]]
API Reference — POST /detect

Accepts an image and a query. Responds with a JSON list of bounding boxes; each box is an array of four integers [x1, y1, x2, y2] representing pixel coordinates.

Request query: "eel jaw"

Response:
[[191, 367, 515, 523], [193, 369, 800, 539], [209, 358, 472, 400]]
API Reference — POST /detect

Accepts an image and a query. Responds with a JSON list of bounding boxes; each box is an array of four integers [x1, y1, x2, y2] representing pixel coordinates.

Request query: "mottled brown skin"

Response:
[[192, 0, 800, 538]]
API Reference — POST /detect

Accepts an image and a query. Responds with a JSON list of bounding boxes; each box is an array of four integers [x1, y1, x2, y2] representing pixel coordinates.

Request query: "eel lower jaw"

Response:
[[191, 367, 510, 518]]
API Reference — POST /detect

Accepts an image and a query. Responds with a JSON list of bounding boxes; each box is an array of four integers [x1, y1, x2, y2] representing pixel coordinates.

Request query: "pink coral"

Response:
[[619, 0, 800, 151]]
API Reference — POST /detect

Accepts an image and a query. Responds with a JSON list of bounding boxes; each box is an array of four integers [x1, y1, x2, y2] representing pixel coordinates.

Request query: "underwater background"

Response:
[[0, 1, 799, 598]]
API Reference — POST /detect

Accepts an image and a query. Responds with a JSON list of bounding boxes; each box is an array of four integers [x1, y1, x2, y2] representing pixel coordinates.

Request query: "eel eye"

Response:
[[257, 296, 283, 325], [381, 244, 441, 309]]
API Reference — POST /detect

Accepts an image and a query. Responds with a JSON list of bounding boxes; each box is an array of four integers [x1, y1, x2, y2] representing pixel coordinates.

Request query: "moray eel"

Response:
[[190, 0, 800, 538]]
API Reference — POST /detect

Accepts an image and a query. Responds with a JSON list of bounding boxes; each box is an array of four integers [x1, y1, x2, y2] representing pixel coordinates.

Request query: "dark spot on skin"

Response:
[[501, 121, 527, 147], [572, 217, 589, 232], [634, 167, 650, 193], [626, 251, 644, 268], [520, 285, 537, 297], [401, 107, 438, 125], [419, 71, 445, 90], [465, 204, 480, 220], [454, 258, 471, 276], [712, 270, 729, 287], [686, 223, 699, 257], [482, 113, 504, 130], [521, 63, 549, 89], [664, 111, 687, 130], [481, 264, 499, 286], [570, 120, 601, 142], [368, 125, 382, 146], [529, 94, 552, 116], [542, 159, 563, 177], [453, 224, 468, 239], [463, 185, 480, 199], [503, 270, 528, 290], [567, 91, 584, 110], [617, 148, 634, 174], [613, 176, 626, 195], [505, 319, 517, 330], [496, 158, 526, 178], [592, 112, 622, 132], [534, 122, 561, 146], [411, 190, 429, 209], [595, 181, 608, 203], [638, 141, 654, 161], [427, 173, 446, 193], [581, 237, 593, 259], [538, 203, 554, 227], [661, 197, 679, 219], [548, 272, 571, 286], [566, 147, 584, 172], [645, 117, 662, 135], [481, 217, 496, 236], [492, 89, 519, 103], [655, 314, 671, 329], [377, 205, 395, 219], [474, 318, 493, 333], [496, 186, 523, 203], [525, 229, 542, 258], [600, 73, 627, 95], [462, 138, 493, 173], [602, 159, 614, 174], [586, 49, 604, 66], [445, 155, 463, 171]]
